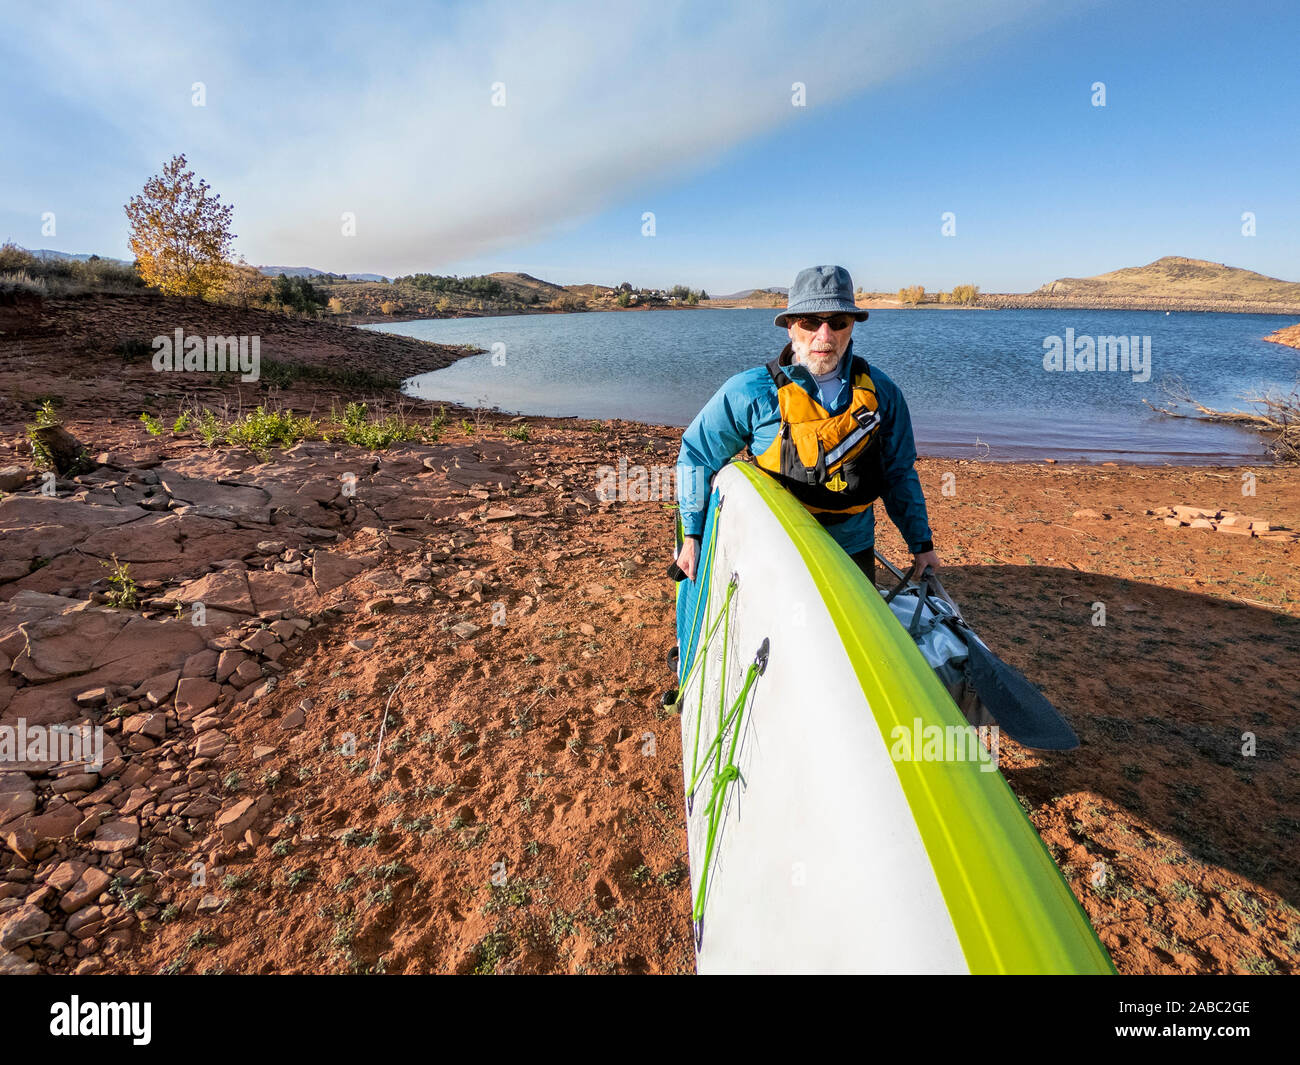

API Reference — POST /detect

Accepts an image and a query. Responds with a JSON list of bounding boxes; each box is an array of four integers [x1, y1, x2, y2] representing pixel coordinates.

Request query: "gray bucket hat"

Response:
[[774, 264, 869, 327]]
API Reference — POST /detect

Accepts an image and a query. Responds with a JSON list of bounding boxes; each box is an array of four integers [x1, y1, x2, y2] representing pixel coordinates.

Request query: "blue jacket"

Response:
[[675, 340, 933, 555]]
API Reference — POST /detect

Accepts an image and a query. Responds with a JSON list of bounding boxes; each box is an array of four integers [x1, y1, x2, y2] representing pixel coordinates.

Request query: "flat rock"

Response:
[[311, 550, 367, 594], [0, 789, 36, 825], [0, 904, 49, 950], [175, 677, 221, 715], [13, 609, 131, 682], [90, 818, 139, 853], [193, 730, 229, 758], [0, 466, 31, 492], [173, 569, 255, 615], [80, 512, 184, 562], [0, 496, 145, 562], [181, 649, 219, 678], [247, 571, 319, 614], [215, 798, 257, 843], [56, 864, 112, 913], [158, 473, 272, 523]]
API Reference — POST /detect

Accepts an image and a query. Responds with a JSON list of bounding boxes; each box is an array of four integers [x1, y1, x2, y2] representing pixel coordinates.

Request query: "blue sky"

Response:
[[2, 0, 1296, 292]]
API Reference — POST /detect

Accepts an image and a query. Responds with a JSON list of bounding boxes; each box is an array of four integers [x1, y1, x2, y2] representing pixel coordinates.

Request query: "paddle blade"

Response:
[[962, 637, 1079, 751]]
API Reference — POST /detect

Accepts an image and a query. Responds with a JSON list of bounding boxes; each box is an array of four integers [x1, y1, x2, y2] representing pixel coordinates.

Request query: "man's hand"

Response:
[[675, 537, 700, 581], [909, 549, 941, 578]]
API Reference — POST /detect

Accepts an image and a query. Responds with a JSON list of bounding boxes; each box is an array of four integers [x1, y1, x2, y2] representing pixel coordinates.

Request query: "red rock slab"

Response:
[[56, 863, 112, 913], [215, 798, 257, 842], [0, 788, 36, 825], [91, 616, 207, 686], [6, 801, 84, 851], [0, 495, 146, 561], [0, 665, 134, 728], [172, 568, 255, 615], [248, 570, 320, 614], [79, 512, 185, 562], [158, 473, 272, 523], [13, 610, 133, 681], [90, 818, 139, 853], [175, 677, 221, 715]]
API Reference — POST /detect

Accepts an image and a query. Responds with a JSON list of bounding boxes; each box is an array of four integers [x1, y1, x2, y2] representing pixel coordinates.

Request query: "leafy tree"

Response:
[[215, 257, 272, 308], [124, 153, 234, 298], [272, 274, 326, 315], [898, 285, 925, 305]]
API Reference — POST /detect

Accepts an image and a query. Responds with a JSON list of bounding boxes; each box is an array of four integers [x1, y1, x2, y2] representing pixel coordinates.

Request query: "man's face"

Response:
[[787, 314, 854, 375]]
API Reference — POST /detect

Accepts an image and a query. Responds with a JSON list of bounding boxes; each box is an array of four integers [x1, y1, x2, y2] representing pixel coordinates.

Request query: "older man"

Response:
[[674, 264, 939, 586]]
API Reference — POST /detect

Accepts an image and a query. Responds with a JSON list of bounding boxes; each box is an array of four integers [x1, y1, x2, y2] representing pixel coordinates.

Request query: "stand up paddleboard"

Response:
[[668, 461, 1113, 974]]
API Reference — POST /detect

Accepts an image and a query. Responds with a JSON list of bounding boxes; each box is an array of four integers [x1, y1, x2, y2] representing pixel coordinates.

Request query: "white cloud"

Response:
[[8, 0, 1056, 272]]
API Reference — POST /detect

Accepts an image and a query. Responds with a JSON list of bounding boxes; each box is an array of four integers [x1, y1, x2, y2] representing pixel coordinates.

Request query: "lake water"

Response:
[[369, 308, 1299, 464]]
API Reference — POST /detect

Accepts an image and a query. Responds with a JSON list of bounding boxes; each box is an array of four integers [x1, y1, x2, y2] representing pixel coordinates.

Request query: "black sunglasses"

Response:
[[792, 314, 854, 332]]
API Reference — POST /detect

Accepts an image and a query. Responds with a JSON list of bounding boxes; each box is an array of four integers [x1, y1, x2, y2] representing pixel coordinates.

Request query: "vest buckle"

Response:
[[852, 407, 880, 431]]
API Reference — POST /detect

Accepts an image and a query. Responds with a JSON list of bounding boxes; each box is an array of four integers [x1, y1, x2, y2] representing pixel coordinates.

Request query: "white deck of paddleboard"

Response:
[[681, 463, 968, 974]]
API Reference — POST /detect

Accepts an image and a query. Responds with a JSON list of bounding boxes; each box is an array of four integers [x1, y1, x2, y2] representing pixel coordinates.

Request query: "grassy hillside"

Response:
[[1035, 256, 1300, 303]]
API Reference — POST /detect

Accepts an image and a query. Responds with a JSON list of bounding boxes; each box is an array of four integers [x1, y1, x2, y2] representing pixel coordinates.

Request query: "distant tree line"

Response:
[[395, 273, 505, 299]]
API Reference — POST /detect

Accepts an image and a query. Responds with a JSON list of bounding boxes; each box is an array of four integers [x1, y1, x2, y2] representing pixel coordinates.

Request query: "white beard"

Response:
[[794, 346, 840, 376]]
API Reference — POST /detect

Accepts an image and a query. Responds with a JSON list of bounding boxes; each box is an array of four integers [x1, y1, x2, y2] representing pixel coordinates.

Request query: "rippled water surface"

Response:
[[370, 308, 1299, 463]]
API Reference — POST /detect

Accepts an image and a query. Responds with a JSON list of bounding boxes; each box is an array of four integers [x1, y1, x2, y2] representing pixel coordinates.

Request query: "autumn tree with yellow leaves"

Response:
[[124, 154, 235, 298]]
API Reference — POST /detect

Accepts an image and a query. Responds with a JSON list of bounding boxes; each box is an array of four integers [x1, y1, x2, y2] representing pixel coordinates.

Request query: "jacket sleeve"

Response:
[[675, 374, 756, 537], [874, 372, 934, 554]]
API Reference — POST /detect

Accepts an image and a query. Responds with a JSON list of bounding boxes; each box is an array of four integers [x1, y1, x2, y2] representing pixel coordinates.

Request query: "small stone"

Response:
[[0, 905, 49, 950], [1172, 505, 1218, 521], [56, 865, 112, 913], [232, 659, 262, 686], [196, 894, 224, 914], [450, 621, 481, 639], [181, 649, 220, 678], [279, 708, 306, 730], [136, 670, 180, 707], [91, 819, 140, 853], [269, 619, 297, 640], [215, 650, 247, 684], [51, 773, 98, 794], [193, 730, 229, 758], [122, 713, 167, 739], [215, 799, 257, 843], [0, 466, 32, 492], [4, 827, 38, 862]]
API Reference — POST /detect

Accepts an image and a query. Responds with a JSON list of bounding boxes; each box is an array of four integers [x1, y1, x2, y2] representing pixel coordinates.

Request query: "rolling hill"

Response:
[[1034, 256, 1300, 303]]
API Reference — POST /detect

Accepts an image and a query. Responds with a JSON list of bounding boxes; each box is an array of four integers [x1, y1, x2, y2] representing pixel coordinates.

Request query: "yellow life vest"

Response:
[[753, 346, 885, 525]]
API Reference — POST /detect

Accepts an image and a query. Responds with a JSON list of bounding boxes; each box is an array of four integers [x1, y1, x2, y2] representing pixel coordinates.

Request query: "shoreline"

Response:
[[1265, 323, 1300, 350], [338, 300, 1300, 327]]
